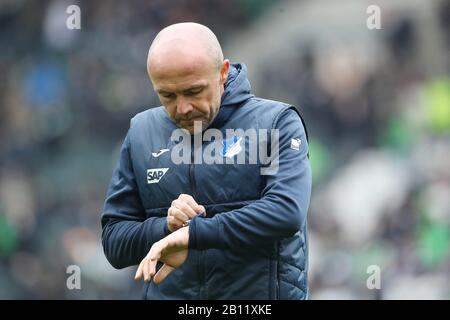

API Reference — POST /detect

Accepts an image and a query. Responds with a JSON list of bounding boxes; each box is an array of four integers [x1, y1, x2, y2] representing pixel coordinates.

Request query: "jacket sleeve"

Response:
[[188, 108, 312, 250], [101, 132, 170, 269]]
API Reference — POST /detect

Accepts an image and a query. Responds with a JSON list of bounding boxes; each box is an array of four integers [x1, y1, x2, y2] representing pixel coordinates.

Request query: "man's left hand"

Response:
[[134, 226, 189, 284]]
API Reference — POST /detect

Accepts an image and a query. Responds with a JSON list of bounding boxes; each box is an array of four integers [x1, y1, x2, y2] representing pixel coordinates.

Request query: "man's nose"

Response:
[[176, 97, 193, 115]]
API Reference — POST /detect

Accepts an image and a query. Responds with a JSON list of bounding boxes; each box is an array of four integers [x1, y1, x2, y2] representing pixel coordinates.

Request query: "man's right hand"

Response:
[[167, 194, 205, 232]]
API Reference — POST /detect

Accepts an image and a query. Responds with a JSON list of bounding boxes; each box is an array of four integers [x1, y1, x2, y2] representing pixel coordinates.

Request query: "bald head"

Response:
[[147, 22, 224, 75], [146, 23, 230, 135]]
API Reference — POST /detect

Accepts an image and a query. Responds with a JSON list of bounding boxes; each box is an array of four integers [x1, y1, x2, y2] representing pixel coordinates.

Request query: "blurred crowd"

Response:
[[257, 0, 450, 299], [0, 0, 449, 299]]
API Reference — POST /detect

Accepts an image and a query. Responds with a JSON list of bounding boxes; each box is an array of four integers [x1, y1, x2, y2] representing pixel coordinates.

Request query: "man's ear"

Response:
[[220, 59, 230, 83]]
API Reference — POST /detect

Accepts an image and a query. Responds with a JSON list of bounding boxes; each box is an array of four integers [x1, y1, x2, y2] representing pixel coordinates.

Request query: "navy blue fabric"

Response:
[[101, 63, 312, 299]]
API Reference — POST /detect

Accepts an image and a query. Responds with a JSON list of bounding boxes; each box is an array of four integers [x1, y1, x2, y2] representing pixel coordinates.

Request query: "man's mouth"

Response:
[[180, 117, 203, 126]]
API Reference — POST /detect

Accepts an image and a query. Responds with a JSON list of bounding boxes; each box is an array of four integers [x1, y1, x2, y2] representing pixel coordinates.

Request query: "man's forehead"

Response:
[[151, 56, 206, 75], [150, 60, 212, 85], [149, 50, 216, 88], [154, 79, 208, 93]]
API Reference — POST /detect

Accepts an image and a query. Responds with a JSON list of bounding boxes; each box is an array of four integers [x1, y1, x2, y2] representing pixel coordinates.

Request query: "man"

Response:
[[101, 22, 312, 299]]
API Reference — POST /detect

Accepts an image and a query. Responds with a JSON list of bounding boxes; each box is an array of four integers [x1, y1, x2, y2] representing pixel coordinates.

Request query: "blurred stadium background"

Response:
[[0, 0, 449, 299]]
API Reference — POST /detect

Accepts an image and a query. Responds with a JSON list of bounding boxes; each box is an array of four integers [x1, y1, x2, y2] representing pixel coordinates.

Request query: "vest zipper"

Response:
[[275, 241, 280, 300], [190, 137, 197, 198], [190, 137, 205, 298]]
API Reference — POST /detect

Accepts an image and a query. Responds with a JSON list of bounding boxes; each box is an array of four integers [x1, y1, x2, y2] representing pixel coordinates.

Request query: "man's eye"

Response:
[[161, 94, 175, 99], [185, 89, 202, 96]]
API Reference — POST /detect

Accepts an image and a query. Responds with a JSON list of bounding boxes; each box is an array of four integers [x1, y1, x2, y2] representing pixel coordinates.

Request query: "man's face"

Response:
[[149, 54, 229, 135]]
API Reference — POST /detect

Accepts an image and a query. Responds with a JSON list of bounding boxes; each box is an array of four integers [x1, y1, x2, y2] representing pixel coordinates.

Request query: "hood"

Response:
[[208, 63, 254, 129], [221, 63, 253, 107]]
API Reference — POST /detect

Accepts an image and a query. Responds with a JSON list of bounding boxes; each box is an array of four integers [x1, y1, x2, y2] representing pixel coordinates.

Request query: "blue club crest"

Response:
[[222, 135, 242, 158]]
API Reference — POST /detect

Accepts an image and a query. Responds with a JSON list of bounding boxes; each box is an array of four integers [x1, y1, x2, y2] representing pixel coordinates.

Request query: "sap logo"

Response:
[[147, 168, 169, 184]]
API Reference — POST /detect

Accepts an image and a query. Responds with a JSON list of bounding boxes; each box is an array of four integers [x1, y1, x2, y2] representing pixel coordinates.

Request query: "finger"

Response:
[[167, 216, 181, 232], [135, 261, 144, 280], [143, 258, 150, 283], [146, 242, 163, 281], [178, 194, 193, 202], [198, 205, 206, 216], [168, 207, 188, 231], [178, 194, 203, 213], [167, 214, 173, 232], [154, 264, 175, 285], [171, 207, 190, 221], [173, 215, 187, 227], [147, 256, 158, 281], [174, 200, 197, 218]]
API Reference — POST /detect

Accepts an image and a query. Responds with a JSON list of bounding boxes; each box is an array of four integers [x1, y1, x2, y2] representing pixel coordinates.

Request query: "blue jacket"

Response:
[[101, 63, 312, 299]]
